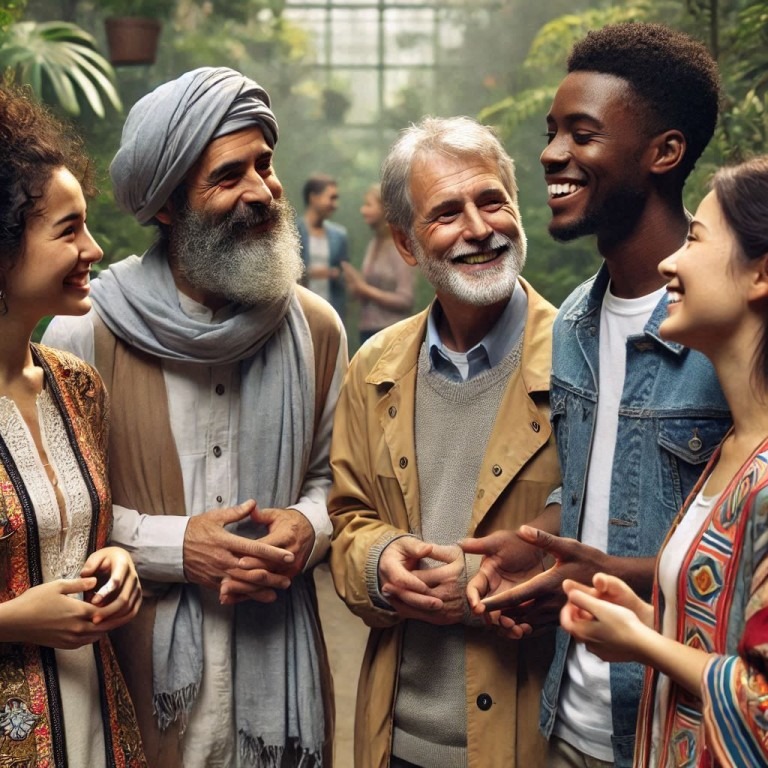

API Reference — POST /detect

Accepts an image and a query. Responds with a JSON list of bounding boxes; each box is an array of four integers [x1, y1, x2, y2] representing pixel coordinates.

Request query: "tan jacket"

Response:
[[329, 278, 561, 768]]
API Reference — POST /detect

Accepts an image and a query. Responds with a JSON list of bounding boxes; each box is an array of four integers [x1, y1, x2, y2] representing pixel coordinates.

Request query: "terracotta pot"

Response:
[[105, 16, 162, 66]]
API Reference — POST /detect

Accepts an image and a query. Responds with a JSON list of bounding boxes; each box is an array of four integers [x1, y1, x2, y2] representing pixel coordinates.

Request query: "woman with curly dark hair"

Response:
[[0, 85, 146, 766]]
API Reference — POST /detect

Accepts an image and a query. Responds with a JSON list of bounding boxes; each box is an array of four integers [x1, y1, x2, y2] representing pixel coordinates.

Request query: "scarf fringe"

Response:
[[152, 682, 200, 733], [239, 731, 322, 768]]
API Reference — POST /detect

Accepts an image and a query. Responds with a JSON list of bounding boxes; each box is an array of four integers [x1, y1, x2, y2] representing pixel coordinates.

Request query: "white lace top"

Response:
[[0, 389, 105, 766]]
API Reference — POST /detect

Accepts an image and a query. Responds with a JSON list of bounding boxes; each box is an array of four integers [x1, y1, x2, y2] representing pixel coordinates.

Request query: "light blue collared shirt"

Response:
[[426, 281, 528, 382]]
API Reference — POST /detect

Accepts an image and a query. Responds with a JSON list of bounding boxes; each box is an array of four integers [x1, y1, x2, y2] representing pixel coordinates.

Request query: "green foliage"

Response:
[[710, 1, 768, 162], [98, 0, 176, 19], [481, 3, 651, 135], [0, 2, 25, 33], [0, 20, 121, 116]]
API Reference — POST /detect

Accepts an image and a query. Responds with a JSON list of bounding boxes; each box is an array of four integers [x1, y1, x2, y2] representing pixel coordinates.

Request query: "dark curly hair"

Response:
[[0, 85, 93, 273], [568, 22, 721, 181]]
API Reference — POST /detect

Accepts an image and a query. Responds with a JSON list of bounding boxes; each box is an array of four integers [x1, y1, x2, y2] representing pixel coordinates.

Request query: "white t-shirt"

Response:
[[555, 284, 665, 761], [308, 234, 331, 302]]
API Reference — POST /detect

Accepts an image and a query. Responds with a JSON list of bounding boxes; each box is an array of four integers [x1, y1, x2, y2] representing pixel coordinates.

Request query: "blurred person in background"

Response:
[[299, 173, 349, 321], [342, 183, 415, 345]]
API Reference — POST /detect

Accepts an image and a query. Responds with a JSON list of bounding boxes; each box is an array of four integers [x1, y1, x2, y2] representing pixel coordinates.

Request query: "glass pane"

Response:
[[328, 9, 381, 65], [344, 70, 380, 124], [383, 9, 434, 66], [283, 8, 328, 63]]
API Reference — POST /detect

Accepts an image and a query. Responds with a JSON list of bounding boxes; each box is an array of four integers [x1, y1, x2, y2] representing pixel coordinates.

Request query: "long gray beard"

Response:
[[171, 197, 304, 306]]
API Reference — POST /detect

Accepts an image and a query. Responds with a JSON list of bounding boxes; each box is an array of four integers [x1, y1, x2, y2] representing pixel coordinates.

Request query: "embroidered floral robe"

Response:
[[0, 345, 145, 767], [635, 437, 768, 767]]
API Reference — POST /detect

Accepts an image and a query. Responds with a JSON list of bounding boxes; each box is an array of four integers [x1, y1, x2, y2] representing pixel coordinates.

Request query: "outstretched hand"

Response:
[[461, 529, 546, 612], [473, 526, 610, 638]]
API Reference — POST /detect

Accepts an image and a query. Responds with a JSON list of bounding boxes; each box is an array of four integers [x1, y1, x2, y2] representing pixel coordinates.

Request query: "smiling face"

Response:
[[7, 166, 102, 323], [183, 126, 283, 223], [541, 71, 655, 244], [167, 127, 303, 307], [658, 190, 752, 354], [393, 150, 526, 307]]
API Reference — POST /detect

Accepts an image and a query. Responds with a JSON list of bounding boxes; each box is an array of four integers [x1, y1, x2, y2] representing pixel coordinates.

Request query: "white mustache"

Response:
[[446, 232, 514, 261]]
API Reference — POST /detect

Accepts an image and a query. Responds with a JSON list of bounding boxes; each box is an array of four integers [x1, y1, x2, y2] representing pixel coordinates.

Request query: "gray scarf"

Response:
[[91, 245, 325, 767]]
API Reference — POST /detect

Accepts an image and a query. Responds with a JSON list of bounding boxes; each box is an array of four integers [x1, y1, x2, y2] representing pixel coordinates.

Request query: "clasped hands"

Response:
[[182, 499, 314, 605], [377, 537, 467, 625], [0, 546, 141, 650]]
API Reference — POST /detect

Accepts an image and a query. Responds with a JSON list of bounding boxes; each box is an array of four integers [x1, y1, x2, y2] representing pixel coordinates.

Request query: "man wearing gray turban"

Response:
[[44, 66, 345, 768]]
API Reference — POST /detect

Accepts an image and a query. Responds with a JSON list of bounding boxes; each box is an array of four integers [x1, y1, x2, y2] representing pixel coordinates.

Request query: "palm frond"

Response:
[[0, 21, 122, 117]]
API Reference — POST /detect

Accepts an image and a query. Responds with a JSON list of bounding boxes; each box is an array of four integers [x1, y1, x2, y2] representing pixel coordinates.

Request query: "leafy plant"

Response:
[[0, 20, 121, 116]]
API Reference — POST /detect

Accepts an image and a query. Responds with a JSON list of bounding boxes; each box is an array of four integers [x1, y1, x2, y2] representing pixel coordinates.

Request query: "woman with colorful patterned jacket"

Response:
[[560, 156, 768, 767], [0, 86, 145, 766]]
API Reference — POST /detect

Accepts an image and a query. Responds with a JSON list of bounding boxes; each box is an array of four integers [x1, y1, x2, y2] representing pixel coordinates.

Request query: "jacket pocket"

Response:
[[657, 416, 731, 510]]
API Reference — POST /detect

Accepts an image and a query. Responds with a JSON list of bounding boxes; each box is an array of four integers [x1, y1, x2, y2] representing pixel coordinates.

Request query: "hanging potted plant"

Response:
[[101, 0, 176, 66]]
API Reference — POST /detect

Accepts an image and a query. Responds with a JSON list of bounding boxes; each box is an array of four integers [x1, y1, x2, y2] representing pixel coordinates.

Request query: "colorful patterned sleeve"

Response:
[[701, 490, 768, 764]]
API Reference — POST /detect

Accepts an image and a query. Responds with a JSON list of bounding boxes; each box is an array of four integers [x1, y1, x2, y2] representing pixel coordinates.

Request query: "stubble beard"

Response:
[[410, 229, 527, 306], [549, 182, 647, 245], [170, 196, 304, 306]]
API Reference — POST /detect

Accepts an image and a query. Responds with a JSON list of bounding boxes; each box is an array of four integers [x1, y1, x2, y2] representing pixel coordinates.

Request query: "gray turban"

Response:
[[110, 67, 279, 225]]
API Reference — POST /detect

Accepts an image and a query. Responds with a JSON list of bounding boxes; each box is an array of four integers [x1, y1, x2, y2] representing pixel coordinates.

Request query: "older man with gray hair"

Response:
[[43, 67, 345, 768], [328, 116, 560, 768]]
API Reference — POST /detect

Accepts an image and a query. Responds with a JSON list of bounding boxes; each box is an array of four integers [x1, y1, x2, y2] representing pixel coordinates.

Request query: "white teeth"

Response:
[[667, 291, 682, 304], [548, 183, 580, 198], [458, 252, 496, 265]]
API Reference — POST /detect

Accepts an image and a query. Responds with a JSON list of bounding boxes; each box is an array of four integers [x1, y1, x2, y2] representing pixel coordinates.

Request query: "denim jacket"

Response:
[[540, 265, 731, 767]]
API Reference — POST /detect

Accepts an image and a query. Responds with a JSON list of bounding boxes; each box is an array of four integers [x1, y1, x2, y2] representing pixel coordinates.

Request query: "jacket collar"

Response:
[[365, 277, 554, 392], [567, 263, 685, 356]]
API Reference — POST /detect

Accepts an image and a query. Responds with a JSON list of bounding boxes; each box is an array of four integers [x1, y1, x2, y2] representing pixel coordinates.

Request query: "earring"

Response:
[[0, 290, 7, 316]]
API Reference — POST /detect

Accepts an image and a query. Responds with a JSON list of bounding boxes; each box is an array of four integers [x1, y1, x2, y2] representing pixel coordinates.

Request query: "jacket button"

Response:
[[215, 383, 225, 395], [492, 465, 502, 477], [688, 430, 702, 452], [571, 493, 578, 505], [476, 693, 493, 711], [531, 421, 540, 432], [399, 457, 408, 469], [388, 406, 397, 418], [213, 445, 222, 458]]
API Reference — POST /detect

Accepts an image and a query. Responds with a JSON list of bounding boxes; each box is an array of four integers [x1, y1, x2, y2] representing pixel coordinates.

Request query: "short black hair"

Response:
[[302, 173, 337, 207], [568, 22, 720, 181]]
